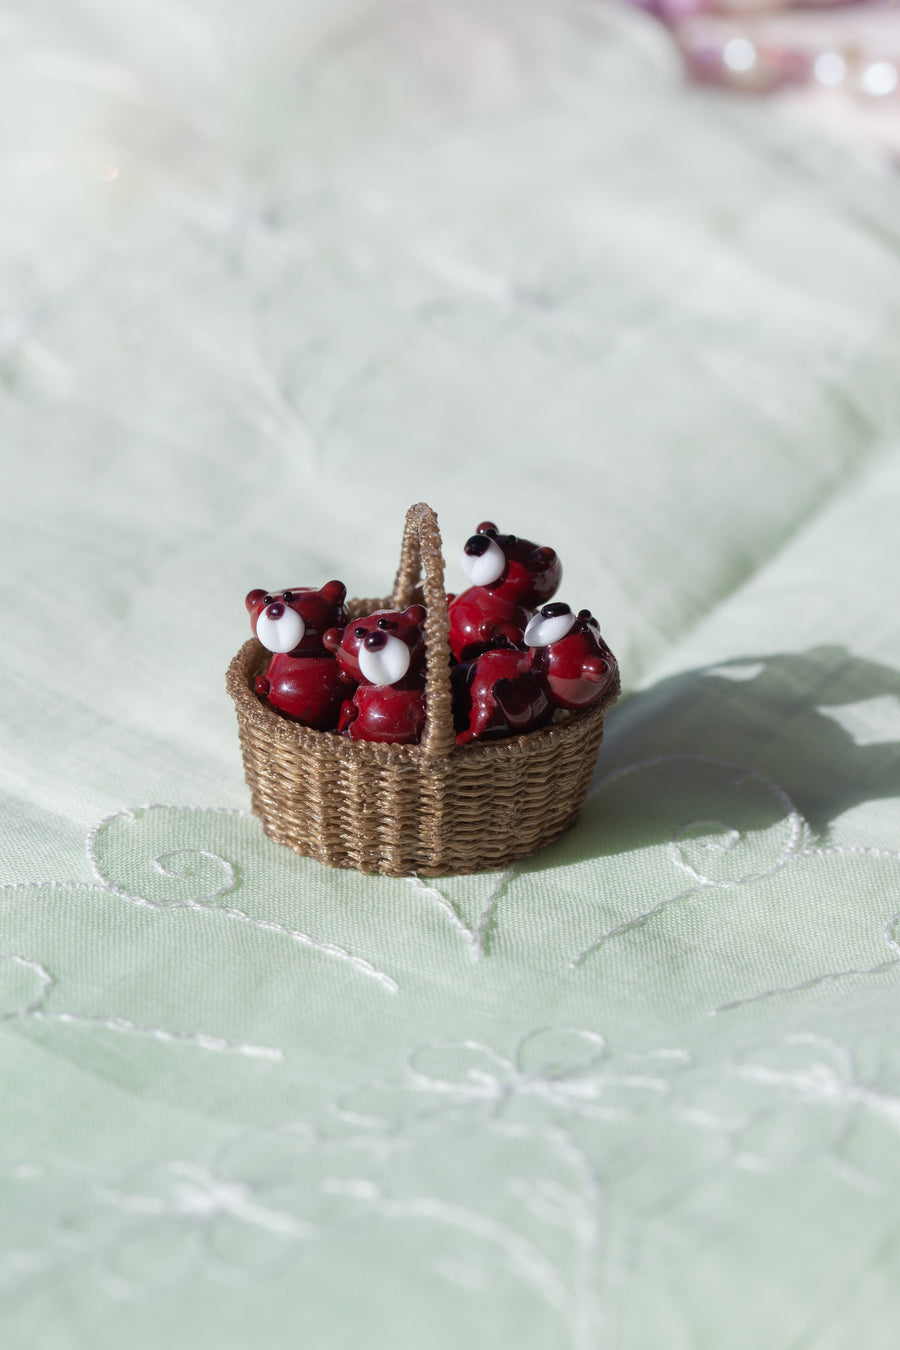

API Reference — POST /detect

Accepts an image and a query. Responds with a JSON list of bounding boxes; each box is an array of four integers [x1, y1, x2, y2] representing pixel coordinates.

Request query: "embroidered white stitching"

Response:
[[0, 881, 108, 894], [339, 1027, 677, 1138], [407, 867, 516, 960], [733, 1035, 900, 1128], [58, 1146, 325, 1300], [407, 875, 475, 951], [0, 954, 54, 1018], [575, 755, 806, 967], [332, 1045, 606, 1348], [402, 1033, 670, 1121], [712, 845, 900, 1012], [0, 953, 282, 1061], [153, 848, 237, 903], [799, 845, 900, 861], [31, 1012, 283, 1061], [669, 819, 741, 882], [98, 1166, 315, 1238], [572, 887, 699, 968], [374, 1194, 572, 1318], [85, 805, 398, 993], [712, 959, 900, 1015]]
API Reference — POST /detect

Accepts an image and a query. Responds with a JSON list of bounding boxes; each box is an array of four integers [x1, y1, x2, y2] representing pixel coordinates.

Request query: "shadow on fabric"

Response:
[[593, 645, 900, 841]]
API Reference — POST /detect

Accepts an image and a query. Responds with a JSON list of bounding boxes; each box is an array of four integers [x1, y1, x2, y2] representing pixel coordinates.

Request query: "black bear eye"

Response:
[[377, 617, 395, 630], [354, 627, 367, 639], [540, 602, 571, 618], [282, 591, 294, 603], [262, 596, 274, 607], [505, 534, 517, 546]]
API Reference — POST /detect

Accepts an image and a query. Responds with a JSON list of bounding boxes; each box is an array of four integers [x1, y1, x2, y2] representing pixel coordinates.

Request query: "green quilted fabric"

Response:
[[2, 2, 900, 1346]]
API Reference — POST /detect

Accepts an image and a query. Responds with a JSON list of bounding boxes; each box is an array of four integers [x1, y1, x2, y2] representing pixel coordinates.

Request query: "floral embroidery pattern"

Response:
[[573, 755, 807, 968], [2, 753, 900, 1343], [679, 1033, 900, 1182], [339, 1026, 685, 1131], [58, 1129, 338, 1298], [87, 805, 399, 993], [0, 952, 281, 1060], [21, 1103, 606, 1347]]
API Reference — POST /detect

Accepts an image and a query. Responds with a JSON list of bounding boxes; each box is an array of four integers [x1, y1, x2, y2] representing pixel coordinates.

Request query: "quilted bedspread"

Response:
[[3, 2, 900, 1346]]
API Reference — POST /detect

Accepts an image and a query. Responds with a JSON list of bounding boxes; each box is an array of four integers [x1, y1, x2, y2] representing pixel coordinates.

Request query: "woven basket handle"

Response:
[[391, 502, 456, 759]]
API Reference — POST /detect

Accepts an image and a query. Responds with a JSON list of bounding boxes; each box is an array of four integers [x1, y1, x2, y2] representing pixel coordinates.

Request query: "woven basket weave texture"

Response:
[[226, 503, 619, 876]]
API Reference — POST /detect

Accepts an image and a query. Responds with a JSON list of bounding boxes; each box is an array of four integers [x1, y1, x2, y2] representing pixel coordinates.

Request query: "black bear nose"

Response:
[[364, 631, 388, 651], [464, 535, 491, 557], [540, 602, 571, 618], [265, 601, 285, 620]]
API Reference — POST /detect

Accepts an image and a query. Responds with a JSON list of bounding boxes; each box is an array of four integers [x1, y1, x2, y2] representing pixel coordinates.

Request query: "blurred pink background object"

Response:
[[621, 0, 900, 160]]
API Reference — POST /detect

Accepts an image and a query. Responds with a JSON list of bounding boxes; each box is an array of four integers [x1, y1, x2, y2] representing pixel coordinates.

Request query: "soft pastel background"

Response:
[[2, 2, 900, 1347], [628, 0, 900, 163]]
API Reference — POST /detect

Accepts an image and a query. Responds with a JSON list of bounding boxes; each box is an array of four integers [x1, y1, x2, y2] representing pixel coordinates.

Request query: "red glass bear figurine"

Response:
[[447, 522, 562, 662], [453, 636, 552, 745], [324, 605, 428, 744], [453, 603, 618, 745], [246, 581, 353, 729], [525, 603, 618, 709]]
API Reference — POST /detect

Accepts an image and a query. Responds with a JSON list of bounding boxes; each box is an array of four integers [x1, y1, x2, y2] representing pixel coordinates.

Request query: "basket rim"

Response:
[[226, 635, 620, 766]]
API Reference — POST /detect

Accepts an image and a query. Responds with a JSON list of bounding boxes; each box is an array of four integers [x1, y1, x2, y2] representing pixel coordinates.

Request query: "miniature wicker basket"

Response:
[[226, 503, 619, 876]]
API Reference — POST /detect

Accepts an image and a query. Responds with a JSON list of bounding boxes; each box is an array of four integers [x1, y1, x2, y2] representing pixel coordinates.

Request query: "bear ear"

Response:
[[476, 521, 498, 536], [404, 604, 426, 627], [245, 589, 266, 613], [322, 627, 342, 654], [531, 547, 557, 569], [321, 580, 347, 606]]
